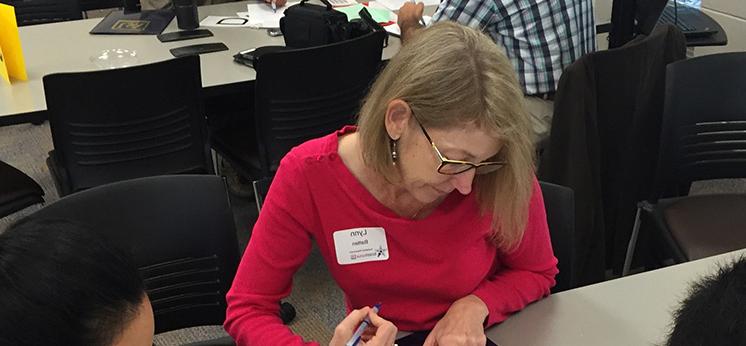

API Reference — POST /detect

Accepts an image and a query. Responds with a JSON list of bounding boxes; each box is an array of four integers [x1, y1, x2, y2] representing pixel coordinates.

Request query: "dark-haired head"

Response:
[[666, 256, 746, 346], [0, 218, 153, 346]]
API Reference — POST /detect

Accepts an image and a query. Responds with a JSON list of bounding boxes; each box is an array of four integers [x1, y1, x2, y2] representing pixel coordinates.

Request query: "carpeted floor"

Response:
[[0, 122, 345, 345]]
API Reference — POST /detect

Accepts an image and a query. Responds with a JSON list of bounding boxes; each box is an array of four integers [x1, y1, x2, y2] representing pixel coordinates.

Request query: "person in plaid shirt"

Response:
[[399, 0, 596, 143]]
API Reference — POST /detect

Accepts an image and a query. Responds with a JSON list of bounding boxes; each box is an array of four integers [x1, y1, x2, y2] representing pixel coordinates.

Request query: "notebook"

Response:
[[90, 9, 175, 35]]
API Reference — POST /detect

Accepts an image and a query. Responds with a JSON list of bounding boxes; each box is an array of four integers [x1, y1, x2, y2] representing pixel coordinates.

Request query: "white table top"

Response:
[[486, 249, 746, 346], [0, 1, 402, 118]]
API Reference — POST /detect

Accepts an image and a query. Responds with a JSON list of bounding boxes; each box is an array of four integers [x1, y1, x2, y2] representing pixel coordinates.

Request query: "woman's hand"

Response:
[[423, 295, 489, 346], [329, 307, 398, 346], [397, 1, 425, 42]]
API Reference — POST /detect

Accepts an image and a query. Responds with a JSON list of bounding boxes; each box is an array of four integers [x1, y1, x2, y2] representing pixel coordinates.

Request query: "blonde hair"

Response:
[[357, 21, 535, 251]]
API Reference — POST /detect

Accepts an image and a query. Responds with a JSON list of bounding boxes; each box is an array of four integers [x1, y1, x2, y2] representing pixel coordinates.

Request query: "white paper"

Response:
[[376, 0, 440, 11], [384, 15, 431, 37], [243, 1, 300, 28], [199, 16, 255, 27], [328, 0, 358, 6]]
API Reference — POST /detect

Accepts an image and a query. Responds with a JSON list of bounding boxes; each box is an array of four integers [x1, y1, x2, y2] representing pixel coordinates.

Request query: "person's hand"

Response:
[[423, 295, 489, 346], [329, 307, 397, 346], [397, 1, 424, 42], [264, 0, 288, 8]]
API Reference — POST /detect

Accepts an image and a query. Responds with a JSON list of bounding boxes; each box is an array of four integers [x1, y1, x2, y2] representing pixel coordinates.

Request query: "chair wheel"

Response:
[[279, 301, 296, 324]]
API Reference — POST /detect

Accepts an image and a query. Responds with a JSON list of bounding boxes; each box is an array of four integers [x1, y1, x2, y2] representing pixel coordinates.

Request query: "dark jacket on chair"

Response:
[[539, 24, 686, 285]]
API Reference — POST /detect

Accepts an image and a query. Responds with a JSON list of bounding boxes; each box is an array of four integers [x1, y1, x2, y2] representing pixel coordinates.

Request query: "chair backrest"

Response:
[[2, 0, 82, 26], [540, 181, 576, 293], [656, 52, 746, 197], [253, 30, 386, 176], [27, 175, 240, 334], [43, 56, 213, 195]]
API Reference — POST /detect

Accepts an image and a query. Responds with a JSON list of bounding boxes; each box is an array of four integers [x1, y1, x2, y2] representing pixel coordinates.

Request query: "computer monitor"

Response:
[[608, 0, 669, 48]]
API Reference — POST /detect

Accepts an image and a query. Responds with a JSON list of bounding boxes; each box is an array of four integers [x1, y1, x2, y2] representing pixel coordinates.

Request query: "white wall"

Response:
[[594, 0, 613, 24], [594, 0, 613, 50]]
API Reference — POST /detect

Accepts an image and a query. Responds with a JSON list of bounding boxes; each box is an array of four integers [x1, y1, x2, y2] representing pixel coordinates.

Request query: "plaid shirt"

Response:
[[433, 0, 596, 94]]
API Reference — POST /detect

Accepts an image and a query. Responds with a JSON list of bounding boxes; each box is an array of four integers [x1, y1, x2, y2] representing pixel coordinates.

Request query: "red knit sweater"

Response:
[[224, 126, 558, 345]]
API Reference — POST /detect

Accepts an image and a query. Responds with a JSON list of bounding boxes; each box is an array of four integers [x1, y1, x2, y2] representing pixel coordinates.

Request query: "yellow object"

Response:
[[0, 3, 27, 84]]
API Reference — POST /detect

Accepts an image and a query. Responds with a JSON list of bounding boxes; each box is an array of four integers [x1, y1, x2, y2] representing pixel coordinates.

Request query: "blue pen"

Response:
[[345, 304, 382, 346]]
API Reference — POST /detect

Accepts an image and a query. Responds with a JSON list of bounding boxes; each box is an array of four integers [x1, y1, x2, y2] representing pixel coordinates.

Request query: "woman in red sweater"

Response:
[[225, 21, 558, 346]]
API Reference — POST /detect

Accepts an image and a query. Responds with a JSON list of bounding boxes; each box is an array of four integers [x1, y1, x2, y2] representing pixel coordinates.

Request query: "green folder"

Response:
[[336, 4, 393, 23]]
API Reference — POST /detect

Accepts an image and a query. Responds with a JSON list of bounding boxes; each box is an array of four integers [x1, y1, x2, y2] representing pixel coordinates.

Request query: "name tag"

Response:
[[333, 227, 390, 265]]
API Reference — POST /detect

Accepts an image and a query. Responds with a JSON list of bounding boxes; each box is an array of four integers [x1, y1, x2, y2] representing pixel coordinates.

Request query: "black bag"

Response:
[[280, 0, 350, 48]]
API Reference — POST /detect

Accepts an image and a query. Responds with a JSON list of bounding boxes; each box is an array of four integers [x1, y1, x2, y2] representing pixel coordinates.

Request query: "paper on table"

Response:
[[376, 0, 440, 11], [199, 16, 254, 27], [327, 0, 358, 6], [384, 15, 431, 37], [242, 1, 300, 28], [336, 4, 393, 23]]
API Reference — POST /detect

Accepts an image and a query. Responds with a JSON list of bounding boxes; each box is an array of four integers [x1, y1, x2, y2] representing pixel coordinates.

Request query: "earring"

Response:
[[390, 138, 399, 165]]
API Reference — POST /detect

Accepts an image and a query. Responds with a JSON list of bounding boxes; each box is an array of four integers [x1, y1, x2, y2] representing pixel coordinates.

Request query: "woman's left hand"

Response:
[[423, 295, 489, 346]]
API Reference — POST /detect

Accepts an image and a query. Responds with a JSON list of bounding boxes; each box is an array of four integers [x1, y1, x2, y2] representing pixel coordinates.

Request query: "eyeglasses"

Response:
[[411, 112, 506, 175]]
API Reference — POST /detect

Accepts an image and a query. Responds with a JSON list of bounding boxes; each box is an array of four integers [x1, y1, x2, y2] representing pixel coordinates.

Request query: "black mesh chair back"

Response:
[[252, 31, 386, 176], [622, 52, 746, 274], [0, 160, 44, 218], [540, 182, 576, 293], [28, 175, 240, 334], [2, 0, 82, 26], [656, 52, 746, 197], [43, 56, 213, 196]]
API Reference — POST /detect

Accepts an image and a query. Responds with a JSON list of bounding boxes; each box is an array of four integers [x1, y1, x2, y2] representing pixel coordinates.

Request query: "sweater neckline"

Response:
[[329, 126, 460, 222]]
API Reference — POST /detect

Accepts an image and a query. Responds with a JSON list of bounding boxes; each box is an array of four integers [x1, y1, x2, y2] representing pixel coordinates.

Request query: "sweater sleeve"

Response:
[[471, 178, 559, 327], [224, 153, 320, 346]]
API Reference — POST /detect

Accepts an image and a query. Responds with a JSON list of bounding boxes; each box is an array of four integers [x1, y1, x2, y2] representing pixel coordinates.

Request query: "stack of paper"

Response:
[[327, 0, 358, 6], [200, 16, 255, 27], [238, 2, 300, 28], [199, 2, 300, 28]]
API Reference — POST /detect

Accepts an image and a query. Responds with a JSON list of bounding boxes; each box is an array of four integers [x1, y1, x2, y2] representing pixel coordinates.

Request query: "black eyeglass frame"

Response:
[[411, 111, 507, 175]]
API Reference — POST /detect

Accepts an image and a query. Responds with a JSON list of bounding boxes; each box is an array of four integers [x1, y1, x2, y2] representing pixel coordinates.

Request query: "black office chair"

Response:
[[1, 0, 82, 26], [43, 56, 214, 197], [250, 175, 297, 324], [0, 160, 44, 218], [623, 52, 746, 275], [539, 24, 687, 283], [211, 30, 386, 179], [26, 175, 237, 344], [540, 181, 576, 293]]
